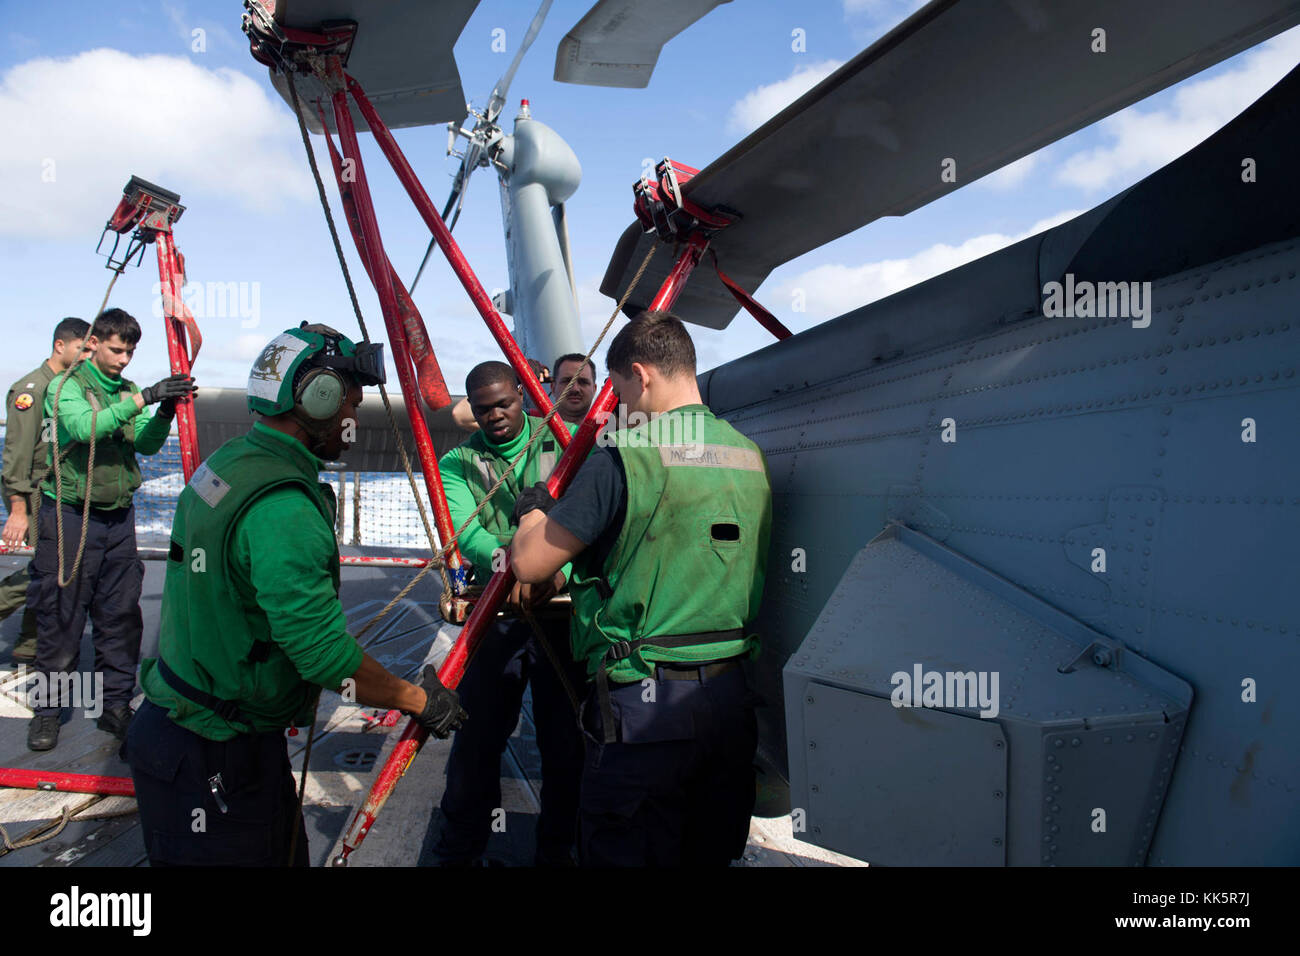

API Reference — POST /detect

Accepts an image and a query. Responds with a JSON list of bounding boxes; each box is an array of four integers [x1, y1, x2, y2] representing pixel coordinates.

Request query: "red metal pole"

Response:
[[339, 555, 433, 569], [154, 232, 200, 481], [345, 75, 569, 450], [651, 232, 709, 312], [0, 767, 135, 798], [335, 239, 703, 864], [330, 88, 464, 579]]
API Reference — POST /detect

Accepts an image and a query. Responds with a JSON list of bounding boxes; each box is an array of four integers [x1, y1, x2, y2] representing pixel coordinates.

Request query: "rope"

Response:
[[0, 796, 101, 853], [49, 364, 97, 590], [280, 56, 656, 851], [287, 693, 319, 867], [285, 68, 448, 597], [521, 604, 582, 718], [96, 270, 122, 322], [286, 67, 457, 852], [46, 261, 128, 589], [350, 239, 657, 642]]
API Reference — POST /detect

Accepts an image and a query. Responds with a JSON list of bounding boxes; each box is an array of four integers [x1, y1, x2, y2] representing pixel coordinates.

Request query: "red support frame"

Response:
[[345, 75, 569, 450], [335, 238, 708, 864], [154, 232, 201, 482], [314, 107, 450, 414], [0, 767, 135, 798], [327, 86, 465, 581]]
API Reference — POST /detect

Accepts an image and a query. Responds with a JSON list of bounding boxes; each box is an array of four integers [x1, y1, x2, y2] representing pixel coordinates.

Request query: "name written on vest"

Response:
[[658, 443, 763, 472]]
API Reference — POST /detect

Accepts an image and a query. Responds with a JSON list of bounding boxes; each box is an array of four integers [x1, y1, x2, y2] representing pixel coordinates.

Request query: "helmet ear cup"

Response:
[[295, 368, 345, 420]]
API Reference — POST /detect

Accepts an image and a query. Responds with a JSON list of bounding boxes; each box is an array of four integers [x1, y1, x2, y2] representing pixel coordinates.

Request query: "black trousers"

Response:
[[125, 700, 308, 867], [27, 500, 142, 714], [435, 615, 586, 864], [579, 663, 758, 867]]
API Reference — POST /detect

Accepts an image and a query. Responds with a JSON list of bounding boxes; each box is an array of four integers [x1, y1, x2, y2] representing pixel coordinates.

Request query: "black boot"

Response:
[[27, 715, 60, 751], [97, 703, 133, 740]]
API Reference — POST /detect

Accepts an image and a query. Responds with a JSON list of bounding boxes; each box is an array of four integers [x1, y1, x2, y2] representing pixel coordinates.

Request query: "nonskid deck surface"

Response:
[[0, 553, 857, 867]]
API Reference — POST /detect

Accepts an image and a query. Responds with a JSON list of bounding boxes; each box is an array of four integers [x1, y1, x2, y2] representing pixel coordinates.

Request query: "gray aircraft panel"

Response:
[[801, 685, 1009, 866], [712, 65, 1300, 864], [260, 0, 481, 132], [601, 0, 1300, 329], [784, 525, 1191, 866]]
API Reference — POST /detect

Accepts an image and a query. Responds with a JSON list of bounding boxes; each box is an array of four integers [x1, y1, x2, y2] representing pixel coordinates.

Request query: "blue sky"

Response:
[[1, 0, 1297, 396]]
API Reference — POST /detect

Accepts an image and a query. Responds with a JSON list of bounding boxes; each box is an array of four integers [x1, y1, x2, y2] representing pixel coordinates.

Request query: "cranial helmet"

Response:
[[247, 323, 385, 419]]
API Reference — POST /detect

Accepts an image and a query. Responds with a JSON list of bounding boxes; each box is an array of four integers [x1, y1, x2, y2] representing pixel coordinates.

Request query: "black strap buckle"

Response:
[[606, 640, 635, 663]]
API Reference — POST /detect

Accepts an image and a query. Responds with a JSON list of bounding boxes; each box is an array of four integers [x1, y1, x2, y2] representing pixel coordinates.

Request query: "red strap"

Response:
[[709, 249, 792, 341], [165, 247, 203, 364]]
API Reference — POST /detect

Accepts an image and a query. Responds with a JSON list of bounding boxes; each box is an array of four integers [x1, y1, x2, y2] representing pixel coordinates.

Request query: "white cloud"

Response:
[[842, 0, 926, 20], [1057, 26, 1300, 191], [727, 60, 844, 135], [841, 0, 928, 44], [0, 49, 313, 239], [207, 333, 270, 363], [976, 151, 1041, 191], [161, 0, 242, 53], [774, 209, 1085, 320]]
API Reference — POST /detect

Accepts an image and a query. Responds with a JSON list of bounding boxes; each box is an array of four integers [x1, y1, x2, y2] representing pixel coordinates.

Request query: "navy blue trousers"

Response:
[[126, 700, 308, 867], [579, 663, 758, 867], [435, 615, 586, 864], [27, 501, 143, 715]]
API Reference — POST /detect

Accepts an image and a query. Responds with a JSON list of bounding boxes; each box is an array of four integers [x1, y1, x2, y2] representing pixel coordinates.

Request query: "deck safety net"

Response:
[[2, 425, 437, 553]]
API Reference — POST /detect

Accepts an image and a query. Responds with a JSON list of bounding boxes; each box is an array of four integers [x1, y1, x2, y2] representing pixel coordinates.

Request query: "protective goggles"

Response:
[[314, 341, 386, 387]]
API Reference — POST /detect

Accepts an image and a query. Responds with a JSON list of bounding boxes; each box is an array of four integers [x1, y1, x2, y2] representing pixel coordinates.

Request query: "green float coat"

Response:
[[570, 405, 772, 682], [440, 414, 575, 580], [140, 423, 362, 740], [42, 361, 171, 510]]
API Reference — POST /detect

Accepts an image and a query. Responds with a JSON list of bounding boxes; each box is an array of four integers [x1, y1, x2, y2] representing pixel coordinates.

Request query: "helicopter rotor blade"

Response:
[[600, 0, 1300, 329], [412, 136, 481, 292], [445, 167, 472, 234], [555, 0, 732, 89], [487, 0, 554, 122], [554, 202, 577, 301], [409, 236, 437, 295], [414, 0, 551, 292]]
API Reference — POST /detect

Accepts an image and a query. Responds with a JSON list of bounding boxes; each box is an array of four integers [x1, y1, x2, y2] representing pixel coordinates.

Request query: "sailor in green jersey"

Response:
[[432, 360, 587, 866], [26, 309, 196, 753], [1, 317, 88, 664], [512, 312, 773, 866], [125, 324, 465, 867]]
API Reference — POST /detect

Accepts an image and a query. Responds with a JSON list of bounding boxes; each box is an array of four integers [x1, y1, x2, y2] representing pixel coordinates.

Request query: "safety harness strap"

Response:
[[156, 657, 250, 727]]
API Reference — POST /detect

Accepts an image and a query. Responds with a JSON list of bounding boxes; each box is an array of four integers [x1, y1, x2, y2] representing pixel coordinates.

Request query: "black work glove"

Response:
[[414, 666, 466, 738], [141, 374, 196, 407], [510, 482, 556, 526], [158, 386, 199, 418]]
